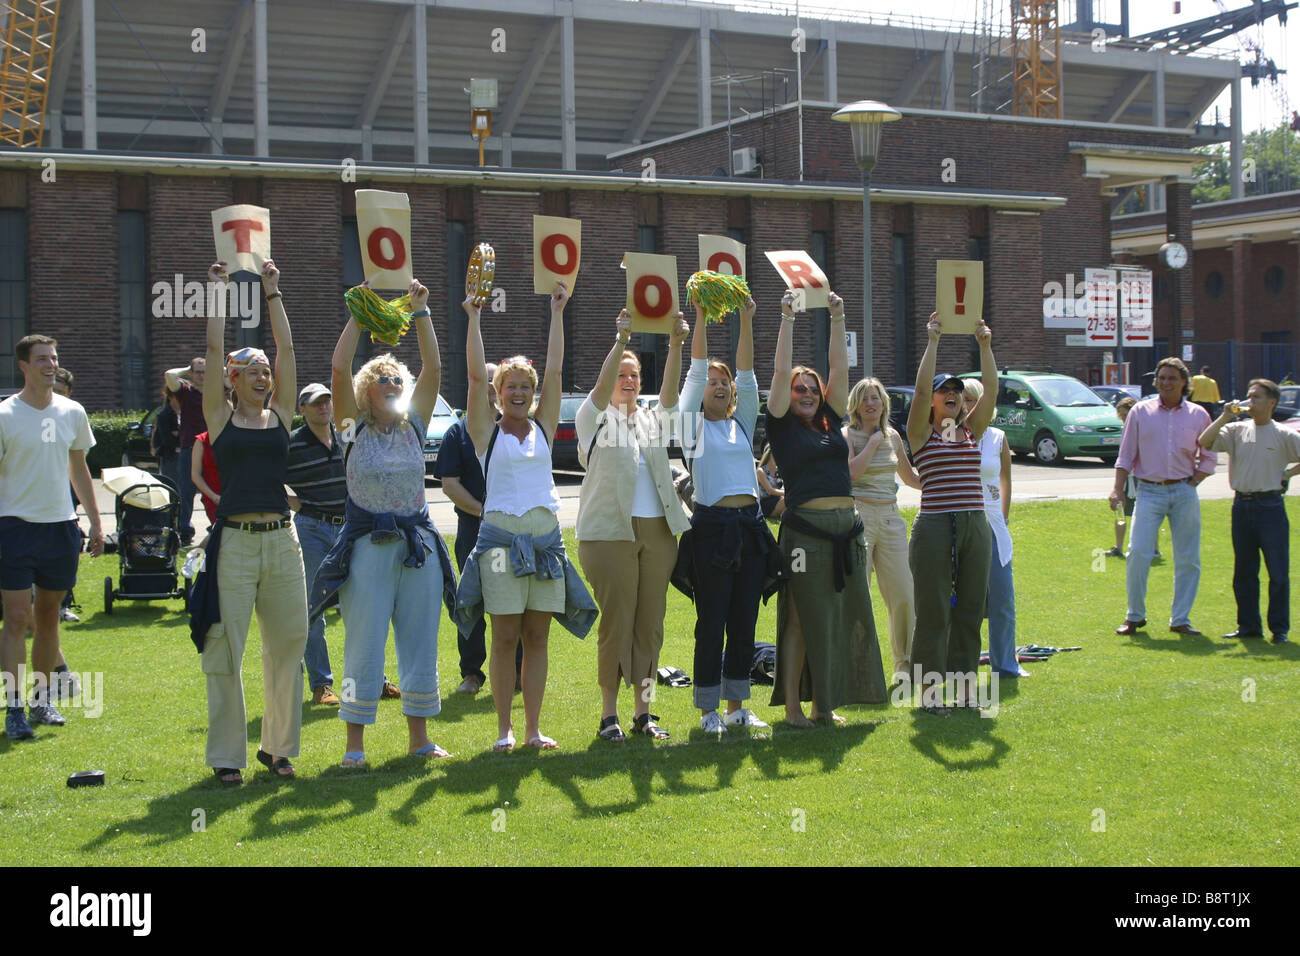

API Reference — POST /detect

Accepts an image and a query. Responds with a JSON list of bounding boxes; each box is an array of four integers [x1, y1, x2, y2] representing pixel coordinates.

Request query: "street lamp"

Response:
[[832, 100, 900, 377]]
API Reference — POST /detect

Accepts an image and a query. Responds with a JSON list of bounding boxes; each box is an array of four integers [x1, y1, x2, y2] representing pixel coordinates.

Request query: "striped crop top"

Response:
[[913, 425, 984, 515]]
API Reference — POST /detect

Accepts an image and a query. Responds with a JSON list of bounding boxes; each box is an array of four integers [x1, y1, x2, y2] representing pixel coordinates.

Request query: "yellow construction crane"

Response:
[[0, 0, 60, 148], [1012, 0, 1062, 119]]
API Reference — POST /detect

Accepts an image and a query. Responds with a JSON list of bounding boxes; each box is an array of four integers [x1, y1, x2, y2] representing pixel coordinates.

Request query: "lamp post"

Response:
[[832, 100, 900, 377]]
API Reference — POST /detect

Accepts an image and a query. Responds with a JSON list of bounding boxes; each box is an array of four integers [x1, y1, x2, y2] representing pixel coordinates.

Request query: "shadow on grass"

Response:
[[907, 708, 1011, 771], [1122, 628, 1241, 657]]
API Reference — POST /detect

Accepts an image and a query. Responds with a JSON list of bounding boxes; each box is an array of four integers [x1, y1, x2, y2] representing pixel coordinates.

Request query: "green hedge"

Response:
[[87, 410, 149, 477]]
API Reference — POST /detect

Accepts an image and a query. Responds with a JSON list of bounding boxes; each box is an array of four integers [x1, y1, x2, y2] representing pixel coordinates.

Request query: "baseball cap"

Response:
[[932, 373, 963, 391], [297, 383, 332, 406]]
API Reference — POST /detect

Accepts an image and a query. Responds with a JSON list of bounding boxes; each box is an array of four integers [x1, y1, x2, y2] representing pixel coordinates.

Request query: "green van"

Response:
[[959, 370, 1124, 464]]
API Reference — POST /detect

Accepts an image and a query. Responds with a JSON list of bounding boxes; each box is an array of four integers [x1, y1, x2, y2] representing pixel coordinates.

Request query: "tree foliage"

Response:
[[1193, 123, 1300, 204]]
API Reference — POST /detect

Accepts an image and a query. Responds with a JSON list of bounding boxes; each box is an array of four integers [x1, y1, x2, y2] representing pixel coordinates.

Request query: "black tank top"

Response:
[[212, 410, 290, 518]]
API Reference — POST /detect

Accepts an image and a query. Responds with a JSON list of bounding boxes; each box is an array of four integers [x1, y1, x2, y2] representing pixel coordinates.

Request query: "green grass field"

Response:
[[2, 498, 1296, 866]]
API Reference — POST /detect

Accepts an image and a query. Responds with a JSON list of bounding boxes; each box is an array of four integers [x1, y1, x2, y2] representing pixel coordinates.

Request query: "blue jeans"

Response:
[[294, 512, 340, 690], [1126, 480, 1201, 627], [178, 446, 196, 539], [1231, 494, 1290, 635], [986, 545, 1019, 675], [338, 534, 442, 724]]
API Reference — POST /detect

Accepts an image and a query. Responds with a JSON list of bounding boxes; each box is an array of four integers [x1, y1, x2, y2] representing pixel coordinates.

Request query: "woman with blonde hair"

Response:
[[766, 290, 887, 727], [576, 308, 689, 741], [455, 283, 595, 752], [309, 277, 458, 767], [961, 378, 1029, 679], [844, 377, 920, 683]]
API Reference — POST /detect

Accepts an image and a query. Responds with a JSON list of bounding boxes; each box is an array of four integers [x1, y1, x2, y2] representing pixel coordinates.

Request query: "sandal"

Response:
[[341, 751, 367, 768], [597, 716, 626, 742], [412, 743, 452, 759], [630, 713, 670, 739], [656, 666, 692, 688], [920, 704, 952, 717], [526, 734, 559, 750], [493, 733, 516, 753], [256, 749, 296, 777], [212, 767, 242, 786]]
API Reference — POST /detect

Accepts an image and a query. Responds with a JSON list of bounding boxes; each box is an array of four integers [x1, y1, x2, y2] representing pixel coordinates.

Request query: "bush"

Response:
[[87, 409, 150, 477]]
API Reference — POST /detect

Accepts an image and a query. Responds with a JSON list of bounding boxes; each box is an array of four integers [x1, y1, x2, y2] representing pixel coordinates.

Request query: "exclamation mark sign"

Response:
[[955, 276, 967, 315]]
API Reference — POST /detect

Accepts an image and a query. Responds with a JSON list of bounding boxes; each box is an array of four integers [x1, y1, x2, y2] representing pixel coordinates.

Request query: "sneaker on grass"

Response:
[[5, 708, 35, 740], [700, 711, 725, 735], [29, 701, 67, 726], [724, 708, 769, 730]]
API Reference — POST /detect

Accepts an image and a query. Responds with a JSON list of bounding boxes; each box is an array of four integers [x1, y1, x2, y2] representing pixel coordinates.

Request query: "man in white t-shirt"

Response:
[[0, 335, 104, 740]]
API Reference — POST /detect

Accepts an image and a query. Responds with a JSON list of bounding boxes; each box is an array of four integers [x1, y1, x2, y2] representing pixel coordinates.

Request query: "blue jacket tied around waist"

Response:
[[308, 497, 458, 624], [452, 519, 597, 639]]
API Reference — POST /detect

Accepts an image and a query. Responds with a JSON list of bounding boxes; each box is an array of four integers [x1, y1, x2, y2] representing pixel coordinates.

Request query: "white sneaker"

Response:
[[60, 608, 80, 623], [724, 708, 769, 730], [699, 711, 725, 735]]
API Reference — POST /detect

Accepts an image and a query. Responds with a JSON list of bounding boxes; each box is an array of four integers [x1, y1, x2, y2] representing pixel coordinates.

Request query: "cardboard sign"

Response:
[[624, 252, 679, 333], [534, 215, 581, 294], [355, 189, 413, 290], [1084, 267, 1118, 347], [212, 204, 270, 275], [698, 234, 746, 277], [935, 260, 983, 335], [764, 250, 828, 310], [1119, 269, 1153, 346]]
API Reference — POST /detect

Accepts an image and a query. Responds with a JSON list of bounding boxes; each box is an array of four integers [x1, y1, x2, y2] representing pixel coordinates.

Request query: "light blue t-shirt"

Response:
[[678, 357, 759, 506]]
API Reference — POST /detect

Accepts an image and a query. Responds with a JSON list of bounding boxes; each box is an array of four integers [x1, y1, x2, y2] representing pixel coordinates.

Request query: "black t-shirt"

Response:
[[765, 402, 851, 508], [212, 412, 291, 518], [433, 418, 485, 517]]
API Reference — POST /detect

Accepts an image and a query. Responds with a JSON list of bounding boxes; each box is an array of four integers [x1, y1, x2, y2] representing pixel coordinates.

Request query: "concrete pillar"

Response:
[[1231, 76, 1244, 200], [1165, 181, 1195, 346], [253, 0, 268, 156], [942, 44, 954, 111], [413, 0, 428, 164], [698, 20, 712, 128], [825, 23, 837, 104], [560, 12, 576, 169], [80, 0, 96, 149]]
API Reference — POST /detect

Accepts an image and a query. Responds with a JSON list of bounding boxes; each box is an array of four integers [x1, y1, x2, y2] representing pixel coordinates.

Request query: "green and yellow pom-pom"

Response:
[[345, 286, 412, 347], [686, 270, 751, 325]]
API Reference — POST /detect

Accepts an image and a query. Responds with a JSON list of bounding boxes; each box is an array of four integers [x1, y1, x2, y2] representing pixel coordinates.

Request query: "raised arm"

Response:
[[164, 366, 188, 392], [203, 262, 233, 441], [826, 291, 849, 416], [766, 290, 798, 418], [536, 281, 569, 439], [966, 323, 998, 440], [331, 315, 362, 430], [659, 312, 689, 408], [260, 260, 296, 426], [590, 310, 633, 412], [736, 296, 755, 373], [906, 313, 942, 453], [407, 278, 441, 425], [690, 303, 709, 361], [464, 296, 493, 454]]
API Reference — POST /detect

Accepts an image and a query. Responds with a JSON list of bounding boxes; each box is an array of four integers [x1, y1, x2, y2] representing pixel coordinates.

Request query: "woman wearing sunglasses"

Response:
[[905, 313, 998, 714], [766, 290, 887, 727], [309, 278, 458, 767]]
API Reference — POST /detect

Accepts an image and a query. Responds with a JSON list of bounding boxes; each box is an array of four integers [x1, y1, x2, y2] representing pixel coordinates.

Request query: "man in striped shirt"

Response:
[[286, 383, 347, 705], [1110, 358, 1217, 637]]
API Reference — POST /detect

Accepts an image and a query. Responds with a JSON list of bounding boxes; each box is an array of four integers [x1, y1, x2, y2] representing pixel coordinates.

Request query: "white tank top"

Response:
[[479, 420, 562, 516]]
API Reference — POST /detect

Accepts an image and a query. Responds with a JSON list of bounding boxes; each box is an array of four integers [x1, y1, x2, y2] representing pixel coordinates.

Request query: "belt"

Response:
[[1234, 490, 1282, 500], [227, 517, 292, 533], [1139, 478, 1189, 486], [299, 506, 346, 525]]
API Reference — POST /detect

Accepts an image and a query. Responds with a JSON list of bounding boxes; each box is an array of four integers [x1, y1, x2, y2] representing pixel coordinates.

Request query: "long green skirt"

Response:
[[769, 506, 888, 710]]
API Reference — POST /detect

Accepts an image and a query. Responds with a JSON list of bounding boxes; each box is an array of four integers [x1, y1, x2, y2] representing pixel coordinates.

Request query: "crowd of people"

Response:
[[3, 267, 1298, 777]]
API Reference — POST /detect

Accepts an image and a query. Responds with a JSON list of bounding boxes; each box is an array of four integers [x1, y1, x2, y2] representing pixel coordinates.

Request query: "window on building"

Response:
[[893, 233, 911, 385], [445, 219, 469, 406], [1204, 271, 1224, 299], [118, 211, 149, 409], [1264, 265, 1285, 295], [0, 209, 27, 389]]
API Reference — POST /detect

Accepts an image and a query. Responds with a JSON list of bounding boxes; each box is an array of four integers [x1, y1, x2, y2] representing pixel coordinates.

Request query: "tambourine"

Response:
[[466, 243, 496, 307]]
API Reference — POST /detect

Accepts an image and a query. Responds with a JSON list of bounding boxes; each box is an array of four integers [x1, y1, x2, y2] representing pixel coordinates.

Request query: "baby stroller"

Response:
[[104, 473, 186, 614]]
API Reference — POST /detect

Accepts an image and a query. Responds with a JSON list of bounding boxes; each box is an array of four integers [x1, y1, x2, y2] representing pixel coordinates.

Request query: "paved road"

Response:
[[84, 455, 1244, 538]]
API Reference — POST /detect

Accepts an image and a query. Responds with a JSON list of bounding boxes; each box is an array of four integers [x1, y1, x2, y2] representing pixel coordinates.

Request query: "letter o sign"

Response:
[[707, 252, 742, 276], [634, 275, 672, 319], [541, 234, 577, 274], [367, 227, 407, 270]]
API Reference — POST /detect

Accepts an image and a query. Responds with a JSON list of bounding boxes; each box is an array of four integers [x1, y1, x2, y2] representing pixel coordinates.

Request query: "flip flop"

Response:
[[526, 734, 559, 750], [493, 733, 516, 753], [212, 767, 243, 786], [255, 749, 296, 777], [412, 743, 451, 759], [341, 751, 367, 768]]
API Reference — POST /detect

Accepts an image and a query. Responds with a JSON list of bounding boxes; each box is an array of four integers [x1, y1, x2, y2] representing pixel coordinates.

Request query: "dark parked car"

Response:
[[422, 393, 463, 474], [1092, 384, 1142, 408], [552, 393, 587, 471], [124, 406, 161, 471], [1274, 384, 1300, 421], [885, 385, 914, 435]]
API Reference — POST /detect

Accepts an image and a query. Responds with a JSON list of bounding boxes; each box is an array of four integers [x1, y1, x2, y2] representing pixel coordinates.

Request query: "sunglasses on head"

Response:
[[793, 384, 821, 395], [377, 375, 403, 386], [937, 382, 964, 394]]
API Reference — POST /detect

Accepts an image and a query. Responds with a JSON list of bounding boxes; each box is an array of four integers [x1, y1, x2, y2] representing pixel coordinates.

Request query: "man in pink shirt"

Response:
[[1109, 358, 1217, 636]]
